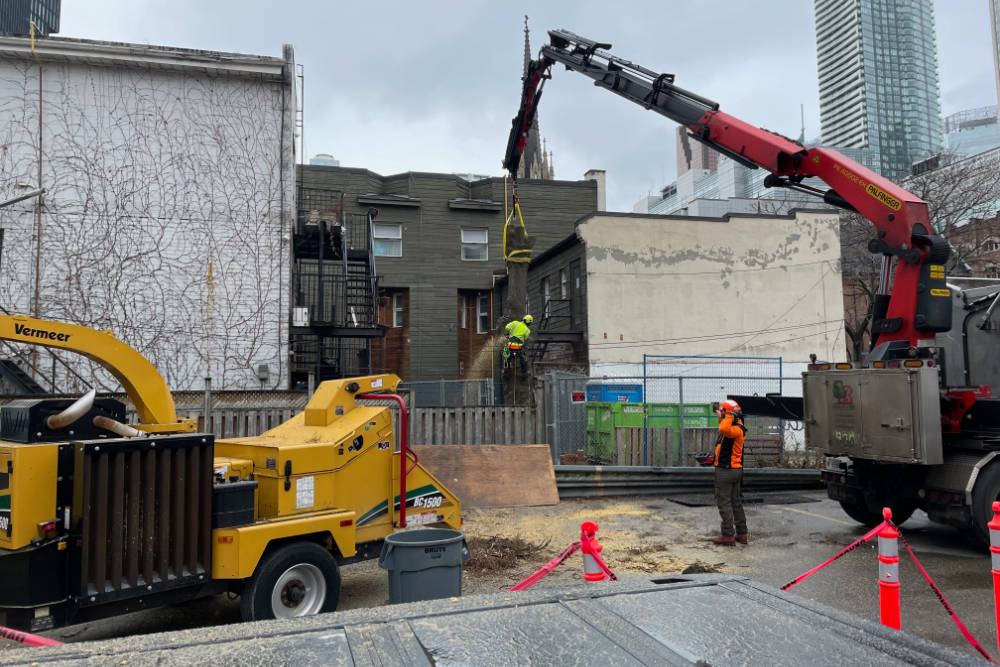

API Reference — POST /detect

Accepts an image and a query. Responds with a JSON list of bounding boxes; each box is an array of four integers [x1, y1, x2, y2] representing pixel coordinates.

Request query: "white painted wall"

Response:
[[579, 210, 844, 375], [0, 38, 295, 390]]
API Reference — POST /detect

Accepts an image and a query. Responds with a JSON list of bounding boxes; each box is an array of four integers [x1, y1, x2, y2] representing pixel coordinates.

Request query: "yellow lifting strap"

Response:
[[503, 175, 532, 264]]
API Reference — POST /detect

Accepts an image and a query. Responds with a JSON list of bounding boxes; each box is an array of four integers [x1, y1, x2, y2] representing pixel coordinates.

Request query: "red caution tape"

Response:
[[780, 519, 996, 663], [509, 541, 581, 591], [781, 521, 884, 591], [508, 535, 618, 591], [893, 523, 996, 664], [0, 624, 62, 647]]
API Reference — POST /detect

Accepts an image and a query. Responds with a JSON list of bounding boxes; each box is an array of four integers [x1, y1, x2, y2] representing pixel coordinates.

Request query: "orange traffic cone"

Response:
[[580, 521, 607, 582]]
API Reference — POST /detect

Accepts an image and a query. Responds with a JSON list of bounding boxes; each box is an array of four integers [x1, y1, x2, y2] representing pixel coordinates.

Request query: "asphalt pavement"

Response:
[[686, 491, 995, 661]]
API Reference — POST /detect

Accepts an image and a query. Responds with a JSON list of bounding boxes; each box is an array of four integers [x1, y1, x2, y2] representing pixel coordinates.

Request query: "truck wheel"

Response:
[[971, 462, 1000, 548], [240, 542, 341, 621], [839, 499, 915, 527]]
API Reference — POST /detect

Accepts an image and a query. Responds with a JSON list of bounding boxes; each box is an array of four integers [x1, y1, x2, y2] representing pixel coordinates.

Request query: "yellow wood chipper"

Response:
[[0, 314, 460, 631]]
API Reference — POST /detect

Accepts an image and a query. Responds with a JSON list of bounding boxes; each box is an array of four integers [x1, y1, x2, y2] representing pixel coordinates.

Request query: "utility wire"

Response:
[[730, 261, 831, 352], [586, 318, 843, 349], [597, 256, 836, 276]]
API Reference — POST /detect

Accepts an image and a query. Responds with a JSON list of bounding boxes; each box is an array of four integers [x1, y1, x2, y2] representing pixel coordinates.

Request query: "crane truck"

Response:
[[505, 29, 1000, 546], [0, 313, 461, 632]]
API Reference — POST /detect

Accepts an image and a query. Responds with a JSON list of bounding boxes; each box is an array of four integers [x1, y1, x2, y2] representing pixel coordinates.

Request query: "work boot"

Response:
[[736, 533, 749, 544], [711, 535, 736, 546]]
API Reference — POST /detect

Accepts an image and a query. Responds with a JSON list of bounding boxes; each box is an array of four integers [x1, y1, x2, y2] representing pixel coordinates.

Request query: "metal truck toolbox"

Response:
[[804, 367, 942, 464]]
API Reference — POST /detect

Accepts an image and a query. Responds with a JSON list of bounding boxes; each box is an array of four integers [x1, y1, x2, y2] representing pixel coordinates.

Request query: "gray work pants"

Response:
[[714, 467, 747, 537]]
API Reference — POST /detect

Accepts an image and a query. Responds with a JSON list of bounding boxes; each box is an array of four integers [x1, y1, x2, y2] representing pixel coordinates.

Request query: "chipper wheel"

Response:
[[240, 542, 341, 621]]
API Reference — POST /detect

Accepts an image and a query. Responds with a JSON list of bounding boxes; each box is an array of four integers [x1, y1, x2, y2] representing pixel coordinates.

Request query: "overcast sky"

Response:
[[62, 1, 994, 212]]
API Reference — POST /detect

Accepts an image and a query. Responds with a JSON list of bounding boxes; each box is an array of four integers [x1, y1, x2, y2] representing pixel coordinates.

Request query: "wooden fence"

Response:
[[411, 407, 536, 445], [614, 427, 713, 466], [613, 419, 784, 467], [123, 405, 537, 445], [122, 408, 304, 439]]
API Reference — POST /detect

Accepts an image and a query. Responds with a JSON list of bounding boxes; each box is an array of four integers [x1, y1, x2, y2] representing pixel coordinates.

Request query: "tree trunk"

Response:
[[501, 221, 533, 406]]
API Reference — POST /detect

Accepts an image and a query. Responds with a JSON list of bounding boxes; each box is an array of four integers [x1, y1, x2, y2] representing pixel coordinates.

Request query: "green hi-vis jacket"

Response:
[[504, 320, 531, 341]]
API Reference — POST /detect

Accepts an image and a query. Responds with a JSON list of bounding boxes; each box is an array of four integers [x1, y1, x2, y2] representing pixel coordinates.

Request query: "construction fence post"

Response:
[[678, 377, 686, 466], [547, 371, 557, 462], [533, 379, 545, 447], [202, 376, 212, 434], [990, 501, 1000, 655], [877, 507, 901, 630]]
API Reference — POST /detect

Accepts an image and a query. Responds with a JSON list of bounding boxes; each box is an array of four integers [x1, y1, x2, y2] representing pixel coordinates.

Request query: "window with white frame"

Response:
[[393, 293, 404, 327], [477, 294, 489, 333], [460, 295, 468, 329], [461, 228, 488, 261], [560, 269, 568, 299], [374, 223, 402, 257]]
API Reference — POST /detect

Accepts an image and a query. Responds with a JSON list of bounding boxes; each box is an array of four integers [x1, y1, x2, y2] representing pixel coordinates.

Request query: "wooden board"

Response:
[[411, 444, 559, 508]]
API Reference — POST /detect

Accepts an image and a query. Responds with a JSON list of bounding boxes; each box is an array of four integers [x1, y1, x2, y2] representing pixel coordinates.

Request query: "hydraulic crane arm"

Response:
[[505, 29, 950, 352], [0, 314, 195, 433]]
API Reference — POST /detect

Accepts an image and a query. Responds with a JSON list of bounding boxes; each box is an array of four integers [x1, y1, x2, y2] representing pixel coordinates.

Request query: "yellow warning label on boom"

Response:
[[866, 183, 902, 211], [929, 288, 950, 297]]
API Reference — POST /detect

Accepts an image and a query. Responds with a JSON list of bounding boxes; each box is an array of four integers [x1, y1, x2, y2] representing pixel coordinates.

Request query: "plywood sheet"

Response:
[[411, 444, 559, 508]]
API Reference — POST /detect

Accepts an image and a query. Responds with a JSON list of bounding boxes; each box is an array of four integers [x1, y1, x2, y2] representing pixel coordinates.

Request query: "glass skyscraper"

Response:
[[0, 0, 60, 37], [992, 0, 1000, 115], [814, 0, 943, 179]]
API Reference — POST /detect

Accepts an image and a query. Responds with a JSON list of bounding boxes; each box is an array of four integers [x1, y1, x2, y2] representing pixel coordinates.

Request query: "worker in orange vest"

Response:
[[710, 399, 748, 546]]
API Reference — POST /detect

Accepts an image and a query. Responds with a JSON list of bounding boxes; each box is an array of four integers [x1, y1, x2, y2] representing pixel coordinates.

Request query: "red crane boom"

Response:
[[503, 30, 951, 356]]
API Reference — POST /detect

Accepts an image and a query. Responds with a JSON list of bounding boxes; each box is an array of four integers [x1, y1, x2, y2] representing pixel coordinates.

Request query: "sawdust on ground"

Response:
[[461, 499, 722, 581]]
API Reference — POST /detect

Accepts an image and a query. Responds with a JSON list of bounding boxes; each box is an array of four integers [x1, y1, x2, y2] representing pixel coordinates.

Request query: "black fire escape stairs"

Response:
[[524, 298, 583, 366], [291, 204, 386, 382]]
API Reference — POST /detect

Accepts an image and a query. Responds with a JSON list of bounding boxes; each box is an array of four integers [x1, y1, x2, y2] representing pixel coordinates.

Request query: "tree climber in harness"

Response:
[[503, 314, 533, 373]]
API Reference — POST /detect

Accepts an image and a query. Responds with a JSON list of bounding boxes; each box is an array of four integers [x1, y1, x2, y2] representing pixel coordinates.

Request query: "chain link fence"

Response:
[[540, 370, 589, 463], [642, 355, 785, 403], [539, 356, 807, 467]]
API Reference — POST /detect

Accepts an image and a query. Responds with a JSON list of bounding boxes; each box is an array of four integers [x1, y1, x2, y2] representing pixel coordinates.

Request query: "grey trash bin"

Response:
[[378, 528, 471, 604]]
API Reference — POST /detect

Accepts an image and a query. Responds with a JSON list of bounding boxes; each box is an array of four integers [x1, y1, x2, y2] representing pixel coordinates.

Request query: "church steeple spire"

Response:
[[522, 15, 531, 78], [517, 17, 553, 180]]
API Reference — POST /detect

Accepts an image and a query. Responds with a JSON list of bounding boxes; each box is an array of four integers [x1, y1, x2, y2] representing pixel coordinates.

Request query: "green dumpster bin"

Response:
[[586, 403, 615, 462]]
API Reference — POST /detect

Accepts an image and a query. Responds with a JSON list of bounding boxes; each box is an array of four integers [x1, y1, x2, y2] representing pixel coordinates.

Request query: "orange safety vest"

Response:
[[714, 414, 747, 469]]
